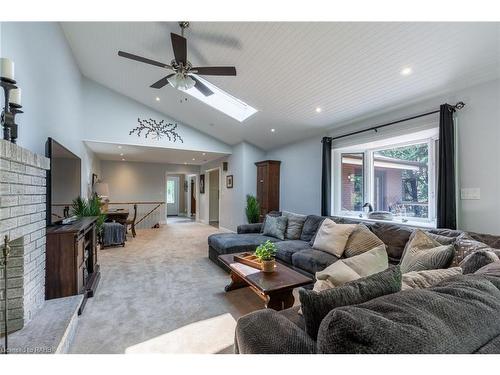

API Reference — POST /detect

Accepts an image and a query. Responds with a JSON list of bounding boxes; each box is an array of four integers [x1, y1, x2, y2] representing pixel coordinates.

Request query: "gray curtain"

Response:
[[321, 137, 332, 216], [437, 104, 457, 229]]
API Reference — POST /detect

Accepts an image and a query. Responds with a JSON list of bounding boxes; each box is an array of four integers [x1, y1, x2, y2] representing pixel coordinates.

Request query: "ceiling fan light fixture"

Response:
[[168, 73, 196, 91]]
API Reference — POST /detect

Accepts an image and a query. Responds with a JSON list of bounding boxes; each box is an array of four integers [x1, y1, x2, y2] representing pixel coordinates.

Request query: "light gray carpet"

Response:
[[70, 222, 264, 354]]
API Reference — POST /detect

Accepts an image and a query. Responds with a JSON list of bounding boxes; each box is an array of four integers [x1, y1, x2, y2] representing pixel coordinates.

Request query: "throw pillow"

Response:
[[259, 211, 281, 233], [314, 244, 388, 290], [475, 261, 500, 277], [262, 215, 288, 240], [300, 215, 325, 242], [400, 230, 455, 273], [282, 211, 307, 240], [459, 250, 499, 274], [344, 224, 384, 257], [401, 267, 462, 290], [453, 233, 500, 266], [299, 266, 401, 340], [311, 218, 356, 258]]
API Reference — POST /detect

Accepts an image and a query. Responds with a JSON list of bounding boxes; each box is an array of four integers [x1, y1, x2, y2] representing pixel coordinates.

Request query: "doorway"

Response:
[[190, 178, 196, 217], [166, 175, 180, 216], [208, 169, 220, 228]]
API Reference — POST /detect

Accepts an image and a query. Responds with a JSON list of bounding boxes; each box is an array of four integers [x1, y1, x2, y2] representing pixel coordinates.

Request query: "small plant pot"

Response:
[[261, 259, 276, 273]]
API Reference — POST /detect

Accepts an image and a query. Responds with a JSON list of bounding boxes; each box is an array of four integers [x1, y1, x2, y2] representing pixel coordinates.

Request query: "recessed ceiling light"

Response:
[[202, 152, 206, 156], [316, 107, 322, 113], [184, 162, 187, 165], [192, 158, 196, 161], [118, 145, 122, 149], [271, 128, 275, 132], [120, 153, 124, 156], [155, 97, 160, 101], [121, 158, 125, 161], [400, 67, 413, 76]]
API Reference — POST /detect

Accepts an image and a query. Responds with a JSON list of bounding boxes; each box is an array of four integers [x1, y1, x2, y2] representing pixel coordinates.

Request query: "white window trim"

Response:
[[332, 127, 439, 228]]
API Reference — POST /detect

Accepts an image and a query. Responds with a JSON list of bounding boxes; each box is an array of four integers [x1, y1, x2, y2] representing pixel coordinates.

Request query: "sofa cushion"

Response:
[[460, 250, 499, 274], [299, 266, 401, 340], [314, 244, 388, 290], [344, 224, 384, 258], [370, 222, 412, 262], [401, 267, 462, 290], [282, 211, 307, 240], [292, 249, 339, 275], [400, 230, 454, 273], [316, 275, 500, 353], [475, 261, 500, 277], [275, 240, 312, 264], [311, 218, 356, 257], [300, 215, 325, 242], [208, 233, 280, 255]]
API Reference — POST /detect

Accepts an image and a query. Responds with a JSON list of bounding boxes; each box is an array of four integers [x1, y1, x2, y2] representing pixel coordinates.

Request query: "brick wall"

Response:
[[0, 140, 50, 335]]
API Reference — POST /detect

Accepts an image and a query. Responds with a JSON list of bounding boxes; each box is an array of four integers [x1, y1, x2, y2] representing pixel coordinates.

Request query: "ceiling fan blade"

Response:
[[191, 76, 214, 96], [171, 33, 187, 65], [118, 51, 171, 69], [192, 66, 237, 76], [150, 74, 174, 89]]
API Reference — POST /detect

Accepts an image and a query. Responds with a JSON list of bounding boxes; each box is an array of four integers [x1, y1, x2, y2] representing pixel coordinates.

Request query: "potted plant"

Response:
[[71, 195, 106, 238], [255, 240, 277, 273], [245, 194, 260, 224]]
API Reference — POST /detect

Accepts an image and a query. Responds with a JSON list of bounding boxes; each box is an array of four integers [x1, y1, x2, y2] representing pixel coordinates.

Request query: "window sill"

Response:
[[335, 214, 437, 229]]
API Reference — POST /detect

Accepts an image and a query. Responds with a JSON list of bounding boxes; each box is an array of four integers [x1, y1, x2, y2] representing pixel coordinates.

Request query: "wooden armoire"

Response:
[[255, 160, 281, 221]]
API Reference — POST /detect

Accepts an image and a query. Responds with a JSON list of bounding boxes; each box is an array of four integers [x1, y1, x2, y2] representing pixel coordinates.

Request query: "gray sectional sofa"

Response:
[[208, 213, 498, 278], [209, 213, 500, 354]]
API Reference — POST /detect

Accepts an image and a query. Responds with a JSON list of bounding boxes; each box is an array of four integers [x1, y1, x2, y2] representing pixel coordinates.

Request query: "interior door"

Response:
[[190, 179, 196, 216], [167, 176, 180, 216]]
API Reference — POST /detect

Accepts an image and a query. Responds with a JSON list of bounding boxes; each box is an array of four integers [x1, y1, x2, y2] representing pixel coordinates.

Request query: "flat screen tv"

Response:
[[46, 137, 81, 225]]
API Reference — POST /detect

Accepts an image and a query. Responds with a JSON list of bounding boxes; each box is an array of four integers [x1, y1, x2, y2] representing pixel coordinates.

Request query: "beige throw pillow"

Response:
[[400, 230, 455, 273], [313, 244, 388, 290], [312, 218, 356, 257], [401, 267, 462, 290], [344, 224, 384, 257]]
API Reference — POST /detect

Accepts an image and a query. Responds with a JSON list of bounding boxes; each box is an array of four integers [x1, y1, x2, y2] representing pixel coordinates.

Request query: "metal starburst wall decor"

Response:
[[129, 118, 184, 142]]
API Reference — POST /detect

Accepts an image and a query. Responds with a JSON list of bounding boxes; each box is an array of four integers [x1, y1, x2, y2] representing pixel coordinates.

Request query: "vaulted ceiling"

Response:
[[61, 22, 500, 150]]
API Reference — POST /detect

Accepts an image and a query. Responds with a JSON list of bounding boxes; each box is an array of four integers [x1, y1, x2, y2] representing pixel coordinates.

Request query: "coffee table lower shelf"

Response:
[[219, 253, 313, 311]]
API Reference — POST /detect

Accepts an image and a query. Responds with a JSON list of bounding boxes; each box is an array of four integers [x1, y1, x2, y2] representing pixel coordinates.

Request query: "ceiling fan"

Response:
[[117, 22, 237, 97]]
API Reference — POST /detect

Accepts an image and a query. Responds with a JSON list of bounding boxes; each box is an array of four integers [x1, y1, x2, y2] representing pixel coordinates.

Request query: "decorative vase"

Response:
[[261, 259, 275, 273]]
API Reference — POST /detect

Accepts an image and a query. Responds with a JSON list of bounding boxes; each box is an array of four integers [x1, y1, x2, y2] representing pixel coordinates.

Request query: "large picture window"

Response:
[[332, 129, 438, 226]]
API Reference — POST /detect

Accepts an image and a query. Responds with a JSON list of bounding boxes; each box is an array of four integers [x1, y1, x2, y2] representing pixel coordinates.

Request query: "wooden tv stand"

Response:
[[46, 216, 101, 314]]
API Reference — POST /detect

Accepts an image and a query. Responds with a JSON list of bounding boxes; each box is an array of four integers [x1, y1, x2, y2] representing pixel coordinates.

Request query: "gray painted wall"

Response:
[[100, 160, 199, 228], [1, 22, 99, 197], [200, 142, 265, 231], [266, 79, 500, 235]]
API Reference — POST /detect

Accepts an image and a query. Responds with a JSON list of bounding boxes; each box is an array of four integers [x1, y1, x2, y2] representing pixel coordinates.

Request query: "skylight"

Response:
[[184, 75, 257, 122]]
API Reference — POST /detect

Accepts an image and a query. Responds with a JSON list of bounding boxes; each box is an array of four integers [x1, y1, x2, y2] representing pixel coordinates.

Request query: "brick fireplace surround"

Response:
[[0, 139, 50, 336]]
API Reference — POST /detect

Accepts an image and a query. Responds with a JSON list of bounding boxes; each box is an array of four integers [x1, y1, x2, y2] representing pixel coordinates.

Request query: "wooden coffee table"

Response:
[[218, 253, 313, 311]]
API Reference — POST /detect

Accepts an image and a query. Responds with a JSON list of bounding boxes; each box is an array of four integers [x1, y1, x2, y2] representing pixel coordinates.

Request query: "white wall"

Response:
[[100, 160, 199, 228], [1, 22, 100, 197], [266, 79, 500, 235], [81, 78, 232, 155], [200, 142, 265, 231]]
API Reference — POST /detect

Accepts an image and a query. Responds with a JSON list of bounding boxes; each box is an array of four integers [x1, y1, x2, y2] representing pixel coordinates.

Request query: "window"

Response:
[[332, 129, 438, 226], [166, 180, 175, 204], [341, 153, 364, 212]]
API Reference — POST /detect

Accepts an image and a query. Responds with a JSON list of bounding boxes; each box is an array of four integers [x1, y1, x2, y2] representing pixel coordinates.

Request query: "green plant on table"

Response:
[[255, 240, 277, 261], [245, 194, 260, 224], [71, 195, 106, 234]]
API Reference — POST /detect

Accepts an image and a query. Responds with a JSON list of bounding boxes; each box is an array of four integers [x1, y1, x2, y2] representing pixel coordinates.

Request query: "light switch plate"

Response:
[[460, 188, 481, 200]]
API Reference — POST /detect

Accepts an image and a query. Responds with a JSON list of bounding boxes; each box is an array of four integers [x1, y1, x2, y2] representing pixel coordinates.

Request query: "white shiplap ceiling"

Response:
[[62, 22, 500, 150]]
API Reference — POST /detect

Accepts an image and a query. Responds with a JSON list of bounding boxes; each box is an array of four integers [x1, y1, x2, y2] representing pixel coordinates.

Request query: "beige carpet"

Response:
[[69, 222, 264, 354]]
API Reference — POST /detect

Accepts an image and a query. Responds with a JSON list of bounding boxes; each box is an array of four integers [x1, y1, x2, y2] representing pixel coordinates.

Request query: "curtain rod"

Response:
[[323, 101, 465, 143]]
